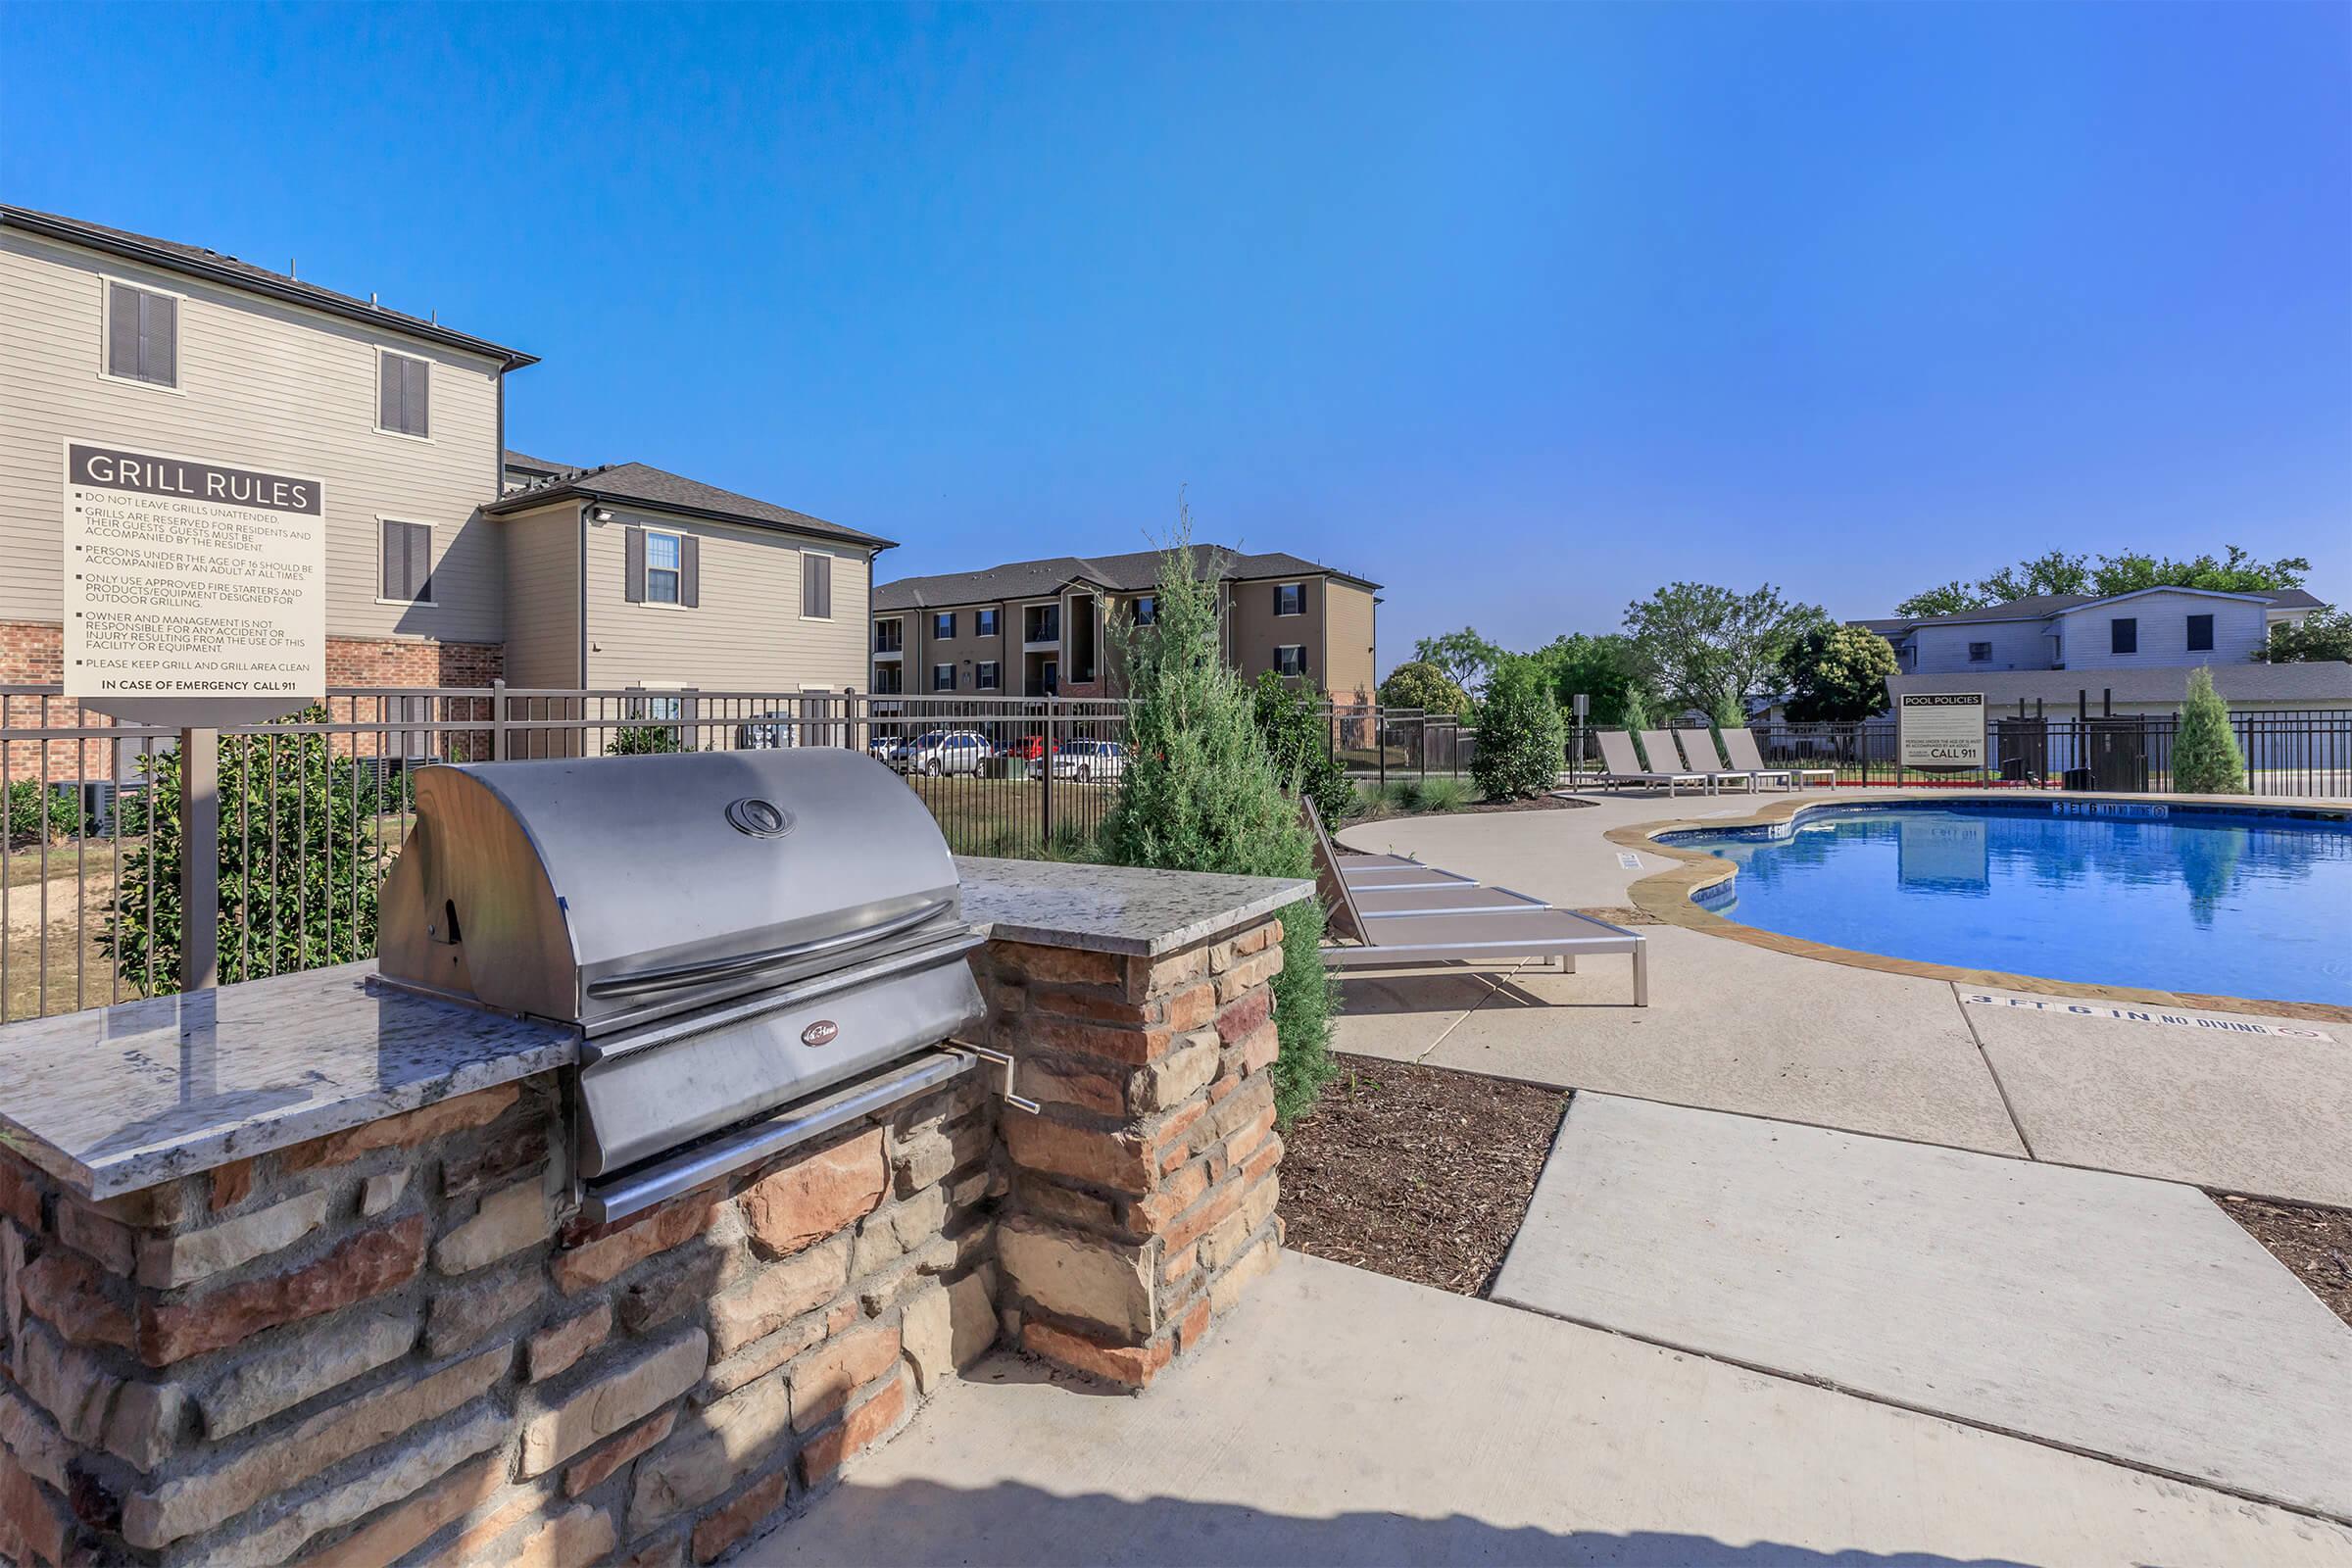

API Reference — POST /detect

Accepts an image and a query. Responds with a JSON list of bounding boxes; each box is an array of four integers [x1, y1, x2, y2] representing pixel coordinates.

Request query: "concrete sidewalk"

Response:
[[762, 1252, 2352, 1567], [1493, 1094, 2352, 1524]]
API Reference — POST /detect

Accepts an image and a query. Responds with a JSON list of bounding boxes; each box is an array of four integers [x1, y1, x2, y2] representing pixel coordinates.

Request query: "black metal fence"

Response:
[[1563, 710, 2352, 797]]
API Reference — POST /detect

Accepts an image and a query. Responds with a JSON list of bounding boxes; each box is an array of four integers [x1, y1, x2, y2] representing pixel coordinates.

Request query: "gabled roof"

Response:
[[502, 449, 579, 480], [482, 462, 893, 550], [2, 205, 537, 369], [1860, 586, 2326, 636], [873, 545, 1380, 612]]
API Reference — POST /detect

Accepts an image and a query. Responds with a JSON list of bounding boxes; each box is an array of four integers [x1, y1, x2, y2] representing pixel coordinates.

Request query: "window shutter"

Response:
[[625, 526, 647, 603], [379, 354, 400, 429], [108, 284, 138, 378], [805, 554, 832, 618], [381, 521, 402, 600], [409, 522, 432, 603], [143, 292, 175, 386], [403, 357, 428, 436], [680, 536, 700, 608]]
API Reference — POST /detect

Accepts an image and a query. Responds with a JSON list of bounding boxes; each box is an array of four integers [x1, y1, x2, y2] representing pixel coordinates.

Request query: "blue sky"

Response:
[[6, 3, 2346, 672]]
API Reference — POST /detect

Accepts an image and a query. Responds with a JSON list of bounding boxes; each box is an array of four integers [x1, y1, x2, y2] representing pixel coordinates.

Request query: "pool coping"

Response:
[[1609, 790, 2352, 1025]]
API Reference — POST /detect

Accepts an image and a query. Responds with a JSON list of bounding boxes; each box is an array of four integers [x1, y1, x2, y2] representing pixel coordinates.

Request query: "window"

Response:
[[2186, 613, 2214, 653], [975, 609, 999, 638], [379, 519, 433, 604], [2110, 617, 2137, 656], [645, 531, 682, 604], [874, 618, 902, 654], [975, 661, 1000, 691], [933, 612, 956, 640], [1274, 583, 1304, 616], [932, 663, 956, 692], [1275, 645, 1307, 676], [1967, 641, 1991, 663], [377, 351, 430, 438], [803, 552, 833, 619], [1133, 595, 1156, 627], [105, 282, 176, 387], [872, 663, 902, 695]]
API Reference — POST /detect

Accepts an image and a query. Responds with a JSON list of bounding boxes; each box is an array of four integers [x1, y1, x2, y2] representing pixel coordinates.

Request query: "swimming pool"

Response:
[[1665, 801, 2352, 1006]]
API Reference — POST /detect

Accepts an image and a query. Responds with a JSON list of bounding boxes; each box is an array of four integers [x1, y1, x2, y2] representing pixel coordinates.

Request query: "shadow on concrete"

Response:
[[777, 1474, 2046, 1567]]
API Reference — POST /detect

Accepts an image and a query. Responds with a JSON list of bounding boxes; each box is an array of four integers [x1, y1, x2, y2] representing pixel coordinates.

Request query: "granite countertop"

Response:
[[956, 857, 1314, 957], [0, 862, 1311, 1200], [0, 964, 572, 1200]]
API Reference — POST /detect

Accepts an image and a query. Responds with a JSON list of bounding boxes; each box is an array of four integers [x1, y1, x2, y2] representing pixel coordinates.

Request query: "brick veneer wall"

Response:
[[0, 623, 503, 783], [0, 906, 1292, 1564]]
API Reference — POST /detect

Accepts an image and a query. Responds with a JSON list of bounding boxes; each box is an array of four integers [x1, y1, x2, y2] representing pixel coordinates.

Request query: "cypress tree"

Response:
[[1100, 521, 1338, 1119], [2171, 667, 2247, 795]]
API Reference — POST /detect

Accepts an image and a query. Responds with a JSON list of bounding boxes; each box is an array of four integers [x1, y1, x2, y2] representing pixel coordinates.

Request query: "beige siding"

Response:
[[581, 503, 871, 692], [500, 503, 582, 688], [0, 229, 508, 639], [1322, 581, 1377, 700], [1229, 575, 1320, 688]]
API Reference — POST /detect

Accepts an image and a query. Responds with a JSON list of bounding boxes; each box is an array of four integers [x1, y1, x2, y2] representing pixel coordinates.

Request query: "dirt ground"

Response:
[[1278, 1055, 1567, 1297]]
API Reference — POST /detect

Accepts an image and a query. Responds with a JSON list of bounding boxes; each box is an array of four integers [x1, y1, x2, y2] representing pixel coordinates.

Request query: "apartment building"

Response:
[[0, 207, 888, 760], [871, 548, 1380, 702], [1859, 587, 2348, 713]]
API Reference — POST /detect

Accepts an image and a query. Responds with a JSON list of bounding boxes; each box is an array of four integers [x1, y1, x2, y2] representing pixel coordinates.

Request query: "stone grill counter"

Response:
[[0, 858, 1309, 1567]]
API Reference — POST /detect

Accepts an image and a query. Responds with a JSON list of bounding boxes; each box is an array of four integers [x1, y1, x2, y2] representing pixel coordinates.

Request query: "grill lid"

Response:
[[378, 749, 968, 1033]]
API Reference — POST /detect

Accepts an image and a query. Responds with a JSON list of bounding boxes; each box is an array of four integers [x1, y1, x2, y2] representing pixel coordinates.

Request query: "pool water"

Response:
[[1669, 803, 2352, 1006]]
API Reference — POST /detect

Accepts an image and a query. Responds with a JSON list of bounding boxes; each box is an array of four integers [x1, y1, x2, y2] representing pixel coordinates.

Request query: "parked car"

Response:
[[1006, 734, 1059, 763], [904, 730, 994, 776], [1052, 739, 1128, 783]]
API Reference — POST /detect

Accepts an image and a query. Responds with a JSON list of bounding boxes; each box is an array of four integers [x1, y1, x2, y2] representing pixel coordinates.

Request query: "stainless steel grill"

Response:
[[376, 748, 986, 1222]]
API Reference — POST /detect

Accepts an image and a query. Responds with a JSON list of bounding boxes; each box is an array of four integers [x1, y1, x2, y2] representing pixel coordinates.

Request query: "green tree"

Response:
[[1779, 624, 1899, 722], [2170, 667, 2247, 796], [1896, 547, 2308, 617], [2253, 607, 2352, 664], [1527, 632, 1653, 728], [1250, 670, 1352, 825], [1469, 655, 1567, 800], [1623, 582, 1827, 713], [1619, 685, 1655, 769], [1101, 520, 1338, 1121], [1376, 660, 1470, 716], [1410, 627, 1504, 697], [103, 710, 389, 992]]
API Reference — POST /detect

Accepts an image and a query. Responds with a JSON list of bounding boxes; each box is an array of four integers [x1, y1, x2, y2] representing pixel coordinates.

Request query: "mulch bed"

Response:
[[1277, 1056, 1568, 1296], [2217, 1194, 2352, 1327]]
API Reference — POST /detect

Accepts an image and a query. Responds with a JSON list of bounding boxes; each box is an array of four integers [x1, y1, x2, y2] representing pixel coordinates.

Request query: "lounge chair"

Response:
[[1302, 801, 1647, 1005], [1722, 727, 1830, 790], [1591, 729, 1708, 796], [1656, 729, 1757, 795]]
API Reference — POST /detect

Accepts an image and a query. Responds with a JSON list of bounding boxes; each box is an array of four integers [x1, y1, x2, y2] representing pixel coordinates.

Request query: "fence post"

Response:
[[490, 677, 509, 762], [179, 725, 220, 992], [1040, 697, 1055, 845]]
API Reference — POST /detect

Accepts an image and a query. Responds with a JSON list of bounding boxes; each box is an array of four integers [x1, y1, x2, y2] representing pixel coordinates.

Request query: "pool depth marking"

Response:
[[1961, 992, 2333, 1042], [1617, 852, 1643, 870], [2052, 800, 2170, 819]]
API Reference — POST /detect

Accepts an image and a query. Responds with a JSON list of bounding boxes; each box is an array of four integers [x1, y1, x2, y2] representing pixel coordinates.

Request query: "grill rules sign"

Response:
[[1898, 692, 1984, 770], [64, 441, 326, 722]]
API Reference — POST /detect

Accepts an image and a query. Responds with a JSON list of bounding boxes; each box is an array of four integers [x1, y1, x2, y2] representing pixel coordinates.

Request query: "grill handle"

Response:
[[584, 899, 952, 1000]]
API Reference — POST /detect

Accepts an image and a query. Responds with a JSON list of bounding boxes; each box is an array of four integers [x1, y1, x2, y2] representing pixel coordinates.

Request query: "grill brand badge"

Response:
[[725, 797, 796, 840], [801, 1019, 840, 1048]]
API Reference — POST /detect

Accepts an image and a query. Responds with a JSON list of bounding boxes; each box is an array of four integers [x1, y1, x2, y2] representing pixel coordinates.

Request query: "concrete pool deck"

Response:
[[1334, 787, 2352, 1206], [1493, 1094, 2352, 1523]]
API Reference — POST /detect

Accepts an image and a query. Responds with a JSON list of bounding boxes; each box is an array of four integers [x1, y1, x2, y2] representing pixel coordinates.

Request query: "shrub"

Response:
[[1620, 688, 1654, 769], [608, 723, 687, 755], [1470, 656, 1567, 801], [1100, 520, 1339, 1121], [6, 781, 82, 853], [1251, 671, 1353, 825], [1415, 775, 1469, 811], [103, 710, 387, 992], [2171, 668, 2247, 795]]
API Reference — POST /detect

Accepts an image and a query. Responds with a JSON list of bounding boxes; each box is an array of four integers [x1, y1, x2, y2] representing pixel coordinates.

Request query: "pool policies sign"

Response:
[[1898, 692, 1985, 770]]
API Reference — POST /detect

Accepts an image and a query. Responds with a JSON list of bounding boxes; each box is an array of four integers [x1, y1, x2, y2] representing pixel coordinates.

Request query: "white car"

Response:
[[904, 730, 994, 776], [1052, 739, 1128, 783]]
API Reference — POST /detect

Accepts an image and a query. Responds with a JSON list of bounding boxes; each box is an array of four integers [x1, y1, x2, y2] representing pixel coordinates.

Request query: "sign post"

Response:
[[64, 440, 326, 991], [1897, 692, 1986, 775]]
